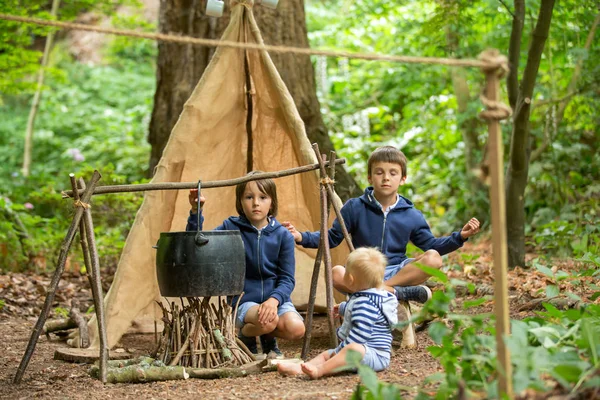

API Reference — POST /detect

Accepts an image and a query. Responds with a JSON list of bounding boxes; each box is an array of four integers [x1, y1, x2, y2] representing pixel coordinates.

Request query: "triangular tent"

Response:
[[83, 3, 349, 348]]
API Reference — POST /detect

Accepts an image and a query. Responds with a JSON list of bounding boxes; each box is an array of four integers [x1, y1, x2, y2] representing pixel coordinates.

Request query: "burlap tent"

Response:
[[81, 2, 349, 348]]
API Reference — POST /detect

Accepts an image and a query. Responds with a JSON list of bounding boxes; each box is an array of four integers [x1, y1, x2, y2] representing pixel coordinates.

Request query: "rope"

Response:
[[479, 94, 512, 121], [73, 200, 91, 209], [0, 13, 502, 69], [320, 177, 335, 185], [478, 49, 512, 121]]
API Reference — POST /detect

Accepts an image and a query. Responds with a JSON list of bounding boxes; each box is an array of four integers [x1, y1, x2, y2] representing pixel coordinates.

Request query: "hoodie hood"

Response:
[[356, 288, 398, 328]]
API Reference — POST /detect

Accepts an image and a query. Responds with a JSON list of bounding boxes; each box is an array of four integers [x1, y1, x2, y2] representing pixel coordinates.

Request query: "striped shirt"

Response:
[[336, 289, 398, 353]]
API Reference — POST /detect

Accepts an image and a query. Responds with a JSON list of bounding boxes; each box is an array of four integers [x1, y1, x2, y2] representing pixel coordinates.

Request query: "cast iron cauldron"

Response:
[[154, 182, 245, 297]]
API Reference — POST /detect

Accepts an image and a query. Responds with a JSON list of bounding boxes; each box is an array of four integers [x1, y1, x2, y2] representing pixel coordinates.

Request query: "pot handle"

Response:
[[195, 180, 209, 246]]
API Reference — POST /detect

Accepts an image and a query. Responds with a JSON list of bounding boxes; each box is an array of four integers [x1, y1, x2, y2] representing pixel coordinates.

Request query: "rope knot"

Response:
[[320, 177, 335, 186], [73, 200, 91, 209], [478, 49, 509, 78], [479, 94, 512, 121]]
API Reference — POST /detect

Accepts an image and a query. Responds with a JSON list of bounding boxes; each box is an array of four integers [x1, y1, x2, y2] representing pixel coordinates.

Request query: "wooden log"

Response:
[[63, 159, 347, 198], [54, 348, 133, 364], [69, 300, 89, 348], [43, 318, 77, 334], [90, 365, 188, 383], [14, 170, 101, 384], [212, 329, 233, 361], [517, 296, 582, 312]]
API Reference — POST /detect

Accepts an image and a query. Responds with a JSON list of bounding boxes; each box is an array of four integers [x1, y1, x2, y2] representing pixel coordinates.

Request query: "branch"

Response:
[[498, 0, 515, 18], [62, 158, 346, 198], [530, 110, 552, 162], [533, 91, 578, 108]]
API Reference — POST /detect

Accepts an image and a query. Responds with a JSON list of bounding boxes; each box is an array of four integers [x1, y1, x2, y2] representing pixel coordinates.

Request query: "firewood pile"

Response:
[[154, 297, 254, 368]]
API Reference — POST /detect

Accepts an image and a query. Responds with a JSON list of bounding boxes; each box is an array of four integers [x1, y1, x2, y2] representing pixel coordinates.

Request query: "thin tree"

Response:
[[505, 0, 556, 268], [22, 0, 61, 177]]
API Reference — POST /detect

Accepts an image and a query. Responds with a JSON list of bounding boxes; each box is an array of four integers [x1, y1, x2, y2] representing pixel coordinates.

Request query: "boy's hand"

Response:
[[258, 298, 279, 325], [188, 189, 206, 213], [281, 221, 302, 243], [460, 217, 480, 239]]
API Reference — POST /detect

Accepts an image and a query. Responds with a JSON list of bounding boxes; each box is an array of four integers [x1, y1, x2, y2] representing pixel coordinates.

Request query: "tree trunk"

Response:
[[148, 0, 360, 200], [505, 0, 556, 268]]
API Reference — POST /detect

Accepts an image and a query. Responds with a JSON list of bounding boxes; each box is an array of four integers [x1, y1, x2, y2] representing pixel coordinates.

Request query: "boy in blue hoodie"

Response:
[[278, 247, 398, 378], [187, 172, 305, 359], [283, 146, 480, 303]]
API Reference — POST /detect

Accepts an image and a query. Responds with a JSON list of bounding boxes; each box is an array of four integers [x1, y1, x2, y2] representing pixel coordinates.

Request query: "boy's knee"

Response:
[[261, 317, 279, 334], [345, 342, 365, 354], [287, 322, 306, 340], [423, 250, 442, 268]]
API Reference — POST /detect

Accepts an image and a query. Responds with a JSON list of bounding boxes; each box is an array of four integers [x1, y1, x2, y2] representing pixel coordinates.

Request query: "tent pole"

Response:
[[301, 244, 323, 360]]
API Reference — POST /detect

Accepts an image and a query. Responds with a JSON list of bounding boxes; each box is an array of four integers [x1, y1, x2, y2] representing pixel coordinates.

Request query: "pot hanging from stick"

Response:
[[155, 181, 245, 297]]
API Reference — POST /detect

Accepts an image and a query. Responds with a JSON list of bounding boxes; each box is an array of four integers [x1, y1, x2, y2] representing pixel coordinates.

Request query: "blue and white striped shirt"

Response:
[[336, 288, 398, 353]]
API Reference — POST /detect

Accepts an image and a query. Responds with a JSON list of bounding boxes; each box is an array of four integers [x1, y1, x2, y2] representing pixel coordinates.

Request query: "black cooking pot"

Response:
[[155, 181, 246, 297]]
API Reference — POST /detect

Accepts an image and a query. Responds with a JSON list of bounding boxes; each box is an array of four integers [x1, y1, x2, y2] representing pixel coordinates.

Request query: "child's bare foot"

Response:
[[301, 363, 322, 379], [277, 363, 303, 376]]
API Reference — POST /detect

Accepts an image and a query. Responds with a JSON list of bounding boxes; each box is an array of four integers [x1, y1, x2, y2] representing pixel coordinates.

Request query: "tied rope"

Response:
[[0, 13, 501, 69], [231, 0, 254, 8], [478, 49, 512, 121], [320, 177, 335, 186], [73, 200, 91, 209]]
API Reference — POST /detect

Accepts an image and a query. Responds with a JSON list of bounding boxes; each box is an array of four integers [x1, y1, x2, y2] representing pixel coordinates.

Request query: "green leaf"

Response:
[[414, 263, 448, 283], [428, 321, 449, 344], [551, 364, 583, 385], [581, 317, 600, 366], [535, 264, 555, 278], [357, 364, 380, 397], [542, 302, 563, 318], [546, 285, 560, 298], [463, 298, 487, 309]]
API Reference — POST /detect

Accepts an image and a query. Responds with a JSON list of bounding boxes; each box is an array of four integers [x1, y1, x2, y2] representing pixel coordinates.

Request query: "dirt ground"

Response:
[[1, 240, 597, 399]]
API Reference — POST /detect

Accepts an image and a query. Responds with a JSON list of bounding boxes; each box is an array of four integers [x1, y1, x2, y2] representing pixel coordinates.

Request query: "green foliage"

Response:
[[53, 306, 69, 318], [346, 350, 404, 400], [305, 0, 600, 255], [0, 48, 152, 270]]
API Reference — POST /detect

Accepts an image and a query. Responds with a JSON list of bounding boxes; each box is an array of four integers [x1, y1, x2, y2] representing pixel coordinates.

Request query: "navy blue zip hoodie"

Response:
[[299, 187, 466, 266], [187, 212, 296, 306]]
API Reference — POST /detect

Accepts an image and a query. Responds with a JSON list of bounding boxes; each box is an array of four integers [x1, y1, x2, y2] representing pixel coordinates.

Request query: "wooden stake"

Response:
[[312, 144, 354, 252], [313, 150, 337, 348], [14, 170, 101, 384], [483, 63, 513, 397], [301, 244, 323, 359], [76, 176, 109, 383]]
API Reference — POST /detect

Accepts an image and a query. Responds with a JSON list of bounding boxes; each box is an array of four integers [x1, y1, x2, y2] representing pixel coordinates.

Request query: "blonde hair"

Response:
[[345, 247, 387, 288]]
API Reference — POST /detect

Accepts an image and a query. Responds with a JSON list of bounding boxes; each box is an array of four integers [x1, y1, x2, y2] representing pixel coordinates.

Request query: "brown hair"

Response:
[[345, 247, 387, 289], [367, 146, 408, 179], [235, 171, 278, 218]]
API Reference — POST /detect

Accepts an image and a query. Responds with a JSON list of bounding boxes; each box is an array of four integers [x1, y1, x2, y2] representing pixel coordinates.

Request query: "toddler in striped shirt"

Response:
[[278, 247, 398, 379]]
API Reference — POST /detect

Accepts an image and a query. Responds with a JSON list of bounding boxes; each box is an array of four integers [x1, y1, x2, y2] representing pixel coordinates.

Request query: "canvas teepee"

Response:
[[81, 2, 349, 348]]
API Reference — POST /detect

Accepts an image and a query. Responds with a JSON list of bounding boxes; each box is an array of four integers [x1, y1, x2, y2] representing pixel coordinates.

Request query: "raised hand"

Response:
[[188, 189, 206, 213], [281, 221, 302, 243], [460, 217, 480, 239]]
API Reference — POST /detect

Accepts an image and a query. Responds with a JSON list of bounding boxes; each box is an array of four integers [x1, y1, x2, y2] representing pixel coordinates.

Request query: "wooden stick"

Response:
[[301, 243, 323, 360], [69, 300, 89, 348], [77, 176, 109, 383], [63, 159, 347, 198], [483, 63, 513, 398], [13, 170, 101, 384], [315, 151, 337, 348], [312, 144, 354, 252]]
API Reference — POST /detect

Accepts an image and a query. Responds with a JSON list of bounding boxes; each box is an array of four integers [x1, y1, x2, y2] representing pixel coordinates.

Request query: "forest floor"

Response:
[[0, 240, 597, 399]]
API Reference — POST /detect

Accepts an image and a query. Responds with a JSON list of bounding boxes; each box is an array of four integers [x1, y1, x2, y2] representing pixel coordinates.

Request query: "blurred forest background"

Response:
[[0, 0, 598, 273]]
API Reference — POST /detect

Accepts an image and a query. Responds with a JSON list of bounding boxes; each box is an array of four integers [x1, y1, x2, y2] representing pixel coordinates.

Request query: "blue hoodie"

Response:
[[187, 212, 296, 306], [300, 187, 466, 265]]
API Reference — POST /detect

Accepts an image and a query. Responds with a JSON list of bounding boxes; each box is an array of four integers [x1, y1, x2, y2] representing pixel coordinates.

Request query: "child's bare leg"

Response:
[[278, 350, 330, 377], [302, 343, 365, 379], [384, 250, 443, 287], [241, 306, 279, 337], [273, 312, 305, 340], [332, 265, 353, 294]]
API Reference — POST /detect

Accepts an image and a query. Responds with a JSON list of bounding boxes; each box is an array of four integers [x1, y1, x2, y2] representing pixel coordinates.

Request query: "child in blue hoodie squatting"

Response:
[[283, 146, 480, 303], [278, 247, 398, 378], [187, 172, 305, 359]]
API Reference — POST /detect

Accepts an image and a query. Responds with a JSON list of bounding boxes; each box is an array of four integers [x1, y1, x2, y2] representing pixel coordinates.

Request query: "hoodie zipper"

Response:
[[257, 229, 264, 302], [380, 214, 387, 251]]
